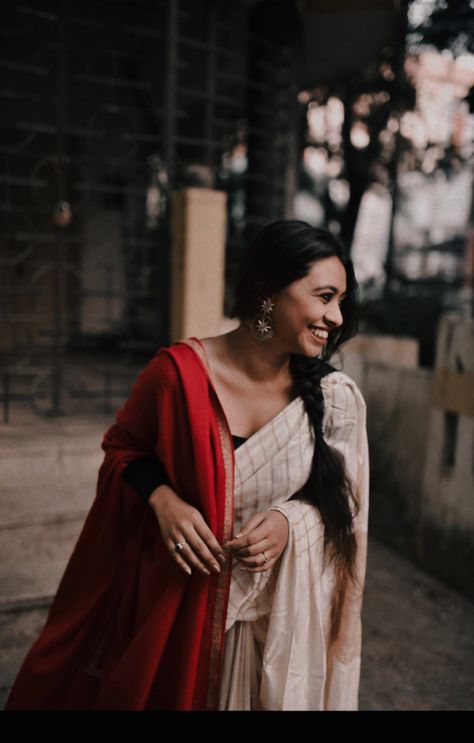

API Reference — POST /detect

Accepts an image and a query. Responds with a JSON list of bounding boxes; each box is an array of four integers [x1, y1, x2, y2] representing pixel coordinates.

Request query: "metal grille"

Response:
[[0, 0, 298, 420]]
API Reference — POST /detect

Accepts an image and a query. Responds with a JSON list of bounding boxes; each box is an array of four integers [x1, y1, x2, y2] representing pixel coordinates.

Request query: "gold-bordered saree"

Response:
[[4, 335, 369, 712]]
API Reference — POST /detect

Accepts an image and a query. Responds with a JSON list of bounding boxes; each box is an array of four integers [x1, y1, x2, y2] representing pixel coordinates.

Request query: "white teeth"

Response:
[[309, 326, 328, 339]]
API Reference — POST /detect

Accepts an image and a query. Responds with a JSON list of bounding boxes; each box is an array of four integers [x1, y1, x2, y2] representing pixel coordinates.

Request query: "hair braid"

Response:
[[289, 354, 360, 587], [228, 219, 363, 636]]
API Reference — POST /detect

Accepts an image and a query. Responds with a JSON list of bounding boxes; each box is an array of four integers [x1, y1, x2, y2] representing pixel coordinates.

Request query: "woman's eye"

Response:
[[320, 293, 345, 306]]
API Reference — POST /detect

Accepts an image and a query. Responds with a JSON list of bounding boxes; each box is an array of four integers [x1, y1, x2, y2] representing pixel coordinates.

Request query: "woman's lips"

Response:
[[308, 327, 327, 345]]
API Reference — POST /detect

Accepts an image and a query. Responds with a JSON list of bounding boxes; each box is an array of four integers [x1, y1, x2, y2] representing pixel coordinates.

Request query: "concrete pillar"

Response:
[[170, 188, 228, 341]]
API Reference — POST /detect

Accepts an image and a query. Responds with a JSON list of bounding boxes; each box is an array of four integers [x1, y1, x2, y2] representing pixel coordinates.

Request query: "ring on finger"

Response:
[[262, 551, 269, 563], [175, 539, 187, 553]]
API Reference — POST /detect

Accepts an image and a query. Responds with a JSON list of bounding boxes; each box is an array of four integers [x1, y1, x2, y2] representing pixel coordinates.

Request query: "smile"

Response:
[[308, 326, 328, 343]]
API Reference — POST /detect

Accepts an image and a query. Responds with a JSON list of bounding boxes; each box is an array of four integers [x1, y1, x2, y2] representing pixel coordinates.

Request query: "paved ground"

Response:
[[1, 413, 473, 711]]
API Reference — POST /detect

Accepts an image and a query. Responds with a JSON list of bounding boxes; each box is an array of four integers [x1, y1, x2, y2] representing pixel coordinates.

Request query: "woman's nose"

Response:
[[324, 301, 343, 328]]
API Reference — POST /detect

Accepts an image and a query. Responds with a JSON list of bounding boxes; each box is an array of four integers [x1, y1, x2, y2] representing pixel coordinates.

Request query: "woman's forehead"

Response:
[[304, 257, 347, 289]]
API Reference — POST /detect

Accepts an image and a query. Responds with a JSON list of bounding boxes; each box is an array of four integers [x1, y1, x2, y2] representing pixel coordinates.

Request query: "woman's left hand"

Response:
[[223, 510, 289, 572]]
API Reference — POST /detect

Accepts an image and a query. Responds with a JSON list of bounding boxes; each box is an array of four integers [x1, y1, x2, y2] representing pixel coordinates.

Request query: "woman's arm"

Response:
[[122, 457, 172, 504]]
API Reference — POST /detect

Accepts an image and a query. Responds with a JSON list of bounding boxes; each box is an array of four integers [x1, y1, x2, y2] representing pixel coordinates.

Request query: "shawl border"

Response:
[[177, 337, 235, 709]]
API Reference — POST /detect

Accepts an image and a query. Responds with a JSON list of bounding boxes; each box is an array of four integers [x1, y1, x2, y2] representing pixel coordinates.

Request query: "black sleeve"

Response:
[[122, 457, 171, 503]]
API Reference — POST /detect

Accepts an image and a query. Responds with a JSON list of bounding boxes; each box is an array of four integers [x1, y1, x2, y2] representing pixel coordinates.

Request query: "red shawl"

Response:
[[4, 338, 235, 710]]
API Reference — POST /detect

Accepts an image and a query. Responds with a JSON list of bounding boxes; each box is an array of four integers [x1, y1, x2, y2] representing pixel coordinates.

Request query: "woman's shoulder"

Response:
[[320, 368, 367, 413], [141, 336, 209, 388], [132, 341, 192, 388]]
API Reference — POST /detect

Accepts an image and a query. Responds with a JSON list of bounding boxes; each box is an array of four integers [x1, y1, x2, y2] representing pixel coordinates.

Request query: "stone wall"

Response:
[[340, 316, 473, 600]]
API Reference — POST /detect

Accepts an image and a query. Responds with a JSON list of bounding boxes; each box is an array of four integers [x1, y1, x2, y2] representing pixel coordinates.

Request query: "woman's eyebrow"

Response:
[[314, 285, 346, 295]]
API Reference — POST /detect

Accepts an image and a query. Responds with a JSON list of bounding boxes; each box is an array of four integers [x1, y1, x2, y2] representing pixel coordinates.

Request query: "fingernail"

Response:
[[184, 566, 191, 575], [203, 568, 211, 575], [217, 554, 226, 564]]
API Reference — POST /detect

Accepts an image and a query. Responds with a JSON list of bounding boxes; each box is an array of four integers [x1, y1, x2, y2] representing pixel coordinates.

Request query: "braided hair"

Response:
[[228, 220, 361, 589]]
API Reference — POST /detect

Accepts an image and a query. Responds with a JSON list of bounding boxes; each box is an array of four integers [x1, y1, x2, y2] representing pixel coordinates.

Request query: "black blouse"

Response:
[[122, 434, 248, 503]]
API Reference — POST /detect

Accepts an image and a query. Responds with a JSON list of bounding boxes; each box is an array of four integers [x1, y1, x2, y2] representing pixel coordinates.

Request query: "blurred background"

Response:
[[1, 0, 473, 710]]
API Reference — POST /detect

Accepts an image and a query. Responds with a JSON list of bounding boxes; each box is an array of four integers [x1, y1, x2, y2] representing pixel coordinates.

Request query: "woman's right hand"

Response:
[[149, 485, 227, 577]]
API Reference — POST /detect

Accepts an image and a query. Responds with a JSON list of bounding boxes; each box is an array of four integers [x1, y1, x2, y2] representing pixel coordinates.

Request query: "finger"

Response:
[[175, 554, 193, 575], [233, 537, 272, 561], [169, 531, 211, 576], [229, 530, 271, 557], [224, 513, 267, 550], [239, 549, 273, 569], [178, 542, 213, 575], [239, 552, 275, 572], [167, 539, 192, 575], [192, 519, 227, 567], [181, 528, 222, 575]]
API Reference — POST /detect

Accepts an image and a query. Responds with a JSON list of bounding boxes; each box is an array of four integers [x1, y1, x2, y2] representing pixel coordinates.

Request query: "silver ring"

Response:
[[262, 551, 269, 563], [175, 540, 187, 553]]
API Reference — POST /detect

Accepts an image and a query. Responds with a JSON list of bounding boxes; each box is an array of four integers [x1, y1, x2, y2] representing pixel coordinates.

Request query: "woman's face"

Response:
[[271, 256, 347, 357]]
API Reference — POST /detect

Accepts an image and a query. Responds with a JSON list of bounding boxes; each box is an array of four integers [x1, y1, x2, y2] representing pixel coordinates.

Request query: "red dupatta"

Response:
[[4, 337, 235, 711]]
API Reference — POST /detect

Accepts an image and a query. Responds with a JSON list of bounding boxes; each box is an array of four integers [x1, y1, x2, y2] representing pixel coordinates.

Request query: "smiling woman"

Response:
[[212, 222, 367, 708], [4, 220, 369, 711], [268, 256, 347, 354]]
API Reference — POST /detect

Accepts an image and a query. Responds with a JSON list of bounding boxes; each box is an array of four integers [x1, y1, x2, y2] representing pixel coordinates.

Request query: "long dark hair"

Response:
[[229, 220, 361, 610]]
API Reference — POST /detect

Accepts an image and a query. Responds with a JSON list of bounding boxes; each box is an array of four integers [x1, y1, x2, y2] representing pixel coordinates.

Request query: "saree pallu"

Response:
[[4, 337, 234, 711], [4, 336, 369, 711], [218, 363, 369, 711]]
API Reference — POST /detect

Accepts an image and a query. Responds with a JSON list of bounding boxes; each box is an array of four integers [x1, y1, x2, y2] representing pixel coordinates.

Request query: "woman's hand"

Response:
[[149, 485, 226, 577], [223, 509, 289, 572]]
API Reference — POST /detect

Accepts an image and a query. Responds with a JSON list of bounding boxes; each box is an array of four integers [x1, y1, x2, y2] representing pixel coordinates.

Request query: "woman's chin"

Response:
[[297, 338, 322, 358]]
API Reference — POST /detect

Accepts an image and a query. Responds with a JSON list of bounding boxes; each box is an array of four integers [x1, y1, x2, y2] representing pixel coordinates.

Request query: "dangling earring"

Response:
[[250, 297, 275, 341]]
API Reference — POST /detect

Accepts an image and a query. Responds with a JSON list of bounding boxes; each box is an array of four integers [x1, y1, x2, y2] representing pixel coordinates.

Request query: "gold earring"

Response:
[[250, 297, 275, 341]]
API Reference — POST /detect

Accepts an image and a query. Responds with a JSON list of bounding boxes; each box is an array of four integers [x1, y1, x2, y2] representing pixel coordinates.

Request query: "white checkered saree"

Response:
[[218, 371, 370, 711]]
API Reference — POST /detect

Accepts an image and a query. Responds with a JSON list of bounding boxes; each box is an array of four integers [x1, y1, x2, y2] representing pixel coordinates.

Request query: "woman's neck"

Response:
[[223, 324, 292, 387]]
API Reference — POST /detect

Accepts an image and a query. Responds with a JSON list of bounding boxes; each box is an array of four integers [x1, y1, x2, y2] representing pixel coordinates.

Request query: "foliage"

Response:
[[408, 0, 474, 56]]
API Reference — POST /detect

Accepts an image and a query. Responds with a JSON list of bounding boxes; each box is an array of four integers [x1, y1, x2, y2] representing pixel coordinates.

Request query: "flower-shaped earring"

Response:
[[251, 297, 275, 341]]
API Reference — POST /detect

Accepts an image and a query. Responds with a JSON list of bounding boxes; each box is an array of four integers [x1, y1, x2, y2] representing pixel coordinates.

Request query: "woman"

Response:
[[4, 220, 369, 711]]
